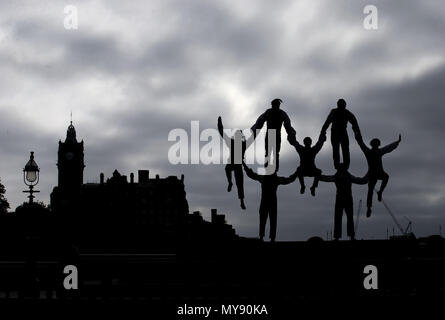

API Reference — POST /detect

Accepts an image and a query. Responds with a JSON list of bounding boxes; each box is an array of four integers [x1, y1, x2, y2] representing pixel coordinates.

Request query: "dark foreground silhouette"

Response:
[[0, 119, 442, 315], [1, 234, 444, 315]]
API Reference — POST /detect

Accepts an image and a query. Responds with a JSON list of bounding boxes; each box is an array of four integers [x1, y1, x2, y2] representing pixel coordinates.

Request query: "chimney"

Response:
[[181, 174, 184, 182], [211, 208, 217, 223], [138, 170, 149, 184], [100, 173, 104, 185], [130, 172, 134, 184]]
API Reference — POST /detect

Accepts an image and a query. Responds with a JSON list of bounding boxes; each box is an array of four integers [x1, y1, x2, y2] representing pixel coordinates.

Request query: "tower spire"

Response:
[[66, 114, 77, 143]]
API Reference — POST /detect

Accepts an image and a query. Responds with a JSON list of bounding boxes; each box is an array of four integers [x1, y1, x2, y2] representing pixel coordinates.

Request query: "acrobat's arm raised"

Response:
[[242, 161, 262, 182], [348, 111, 361, 135], [277, 168, 299, 185], [287, 134, 303, 152], [313, 131, 327, 153], [282, 111, 297, 138], [250, 110, 268, 139], [217, 116, 232, 147], [380, 134, 401, 155], [354, 131, 369, 154]]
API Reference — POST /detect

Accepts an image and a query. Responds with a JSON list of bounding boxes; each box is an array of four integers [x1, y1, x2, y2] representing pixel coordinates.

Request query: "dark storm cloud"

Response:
[[3, 1, 280, 87], [5, 18, 135, 80], [0, 0, 444, 240]]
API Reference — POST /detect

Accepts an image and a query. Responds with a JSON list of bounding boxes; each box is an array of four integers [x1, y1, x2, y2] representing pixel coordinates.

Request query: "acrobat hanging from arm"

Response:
[[321, 98, 361, 170], [320, 164, 368, 241], [242, 160, 298, 242], [355, 131, 402, 217], [218, 116, 254, 210], [288, 131, 326, 196]]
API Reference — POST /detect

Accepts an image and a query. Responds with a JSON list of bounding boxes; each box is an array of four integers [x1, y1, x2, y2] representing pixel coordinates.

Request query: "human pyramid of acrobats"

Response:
[[217, 98, 402, 242]]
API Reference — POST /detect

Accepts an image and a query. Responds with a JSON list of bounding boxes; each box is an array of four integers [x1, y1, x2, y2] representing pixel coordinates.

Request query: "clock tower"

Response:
[[57, 121, 85, 190]]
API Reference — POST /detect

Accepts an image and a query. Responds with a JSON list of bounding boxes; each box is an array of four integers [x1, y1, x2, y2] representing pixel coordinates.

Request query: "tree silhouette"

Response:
[[0, 178, 10, 214]]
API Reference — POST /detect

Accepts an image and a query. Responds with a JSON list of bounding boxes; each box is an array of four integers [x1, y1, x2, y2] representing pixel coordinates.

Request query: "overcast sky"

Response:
[[0, 0, 444, 240]]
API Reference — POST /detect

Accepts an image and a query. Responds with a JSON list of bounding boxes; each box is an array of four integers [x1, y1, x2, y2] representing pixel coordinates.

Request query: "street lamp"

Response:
[[23, 151, 40, 203]]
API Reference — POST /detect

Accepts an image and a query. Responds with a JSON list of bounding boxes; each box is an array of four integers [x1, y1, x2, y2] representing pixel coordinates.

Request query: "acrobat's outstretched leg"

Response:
[[367, 177, 377, 217], [334, 196, 343, 240], [331, 137, 341, 169], [345, 198, 355, 240], [259, 204, 268, 242], [296, 167, 305, 194], [269, 207, 277, 242], [225, 164, 233, 192], [340, 135, 350, 169], [310, 169, 322, 196], [234, 165, 246, 210], [377, 172, 389, 202]]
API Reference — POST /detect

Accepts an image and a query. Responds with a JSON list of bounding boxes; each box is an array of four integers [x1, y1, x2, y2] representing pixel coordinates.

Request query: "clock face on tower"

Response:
[[65, 152, 74, 160]]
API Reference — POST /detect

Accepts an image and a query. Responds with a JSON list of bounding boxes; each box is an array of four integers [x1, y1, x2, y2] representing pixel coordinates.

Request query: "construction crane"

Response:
[[378, 189, 415, 239], [403, 217, 413, 234]]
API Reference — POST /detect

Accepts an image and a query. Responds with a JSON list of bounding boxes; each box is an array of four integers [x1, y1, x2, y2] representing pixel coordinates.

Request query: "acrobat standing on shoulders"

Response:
[[250, 98, 296, 172], [288, 131, 326, 196], [355, 131, 402, 217], [321, 98, 361, 169], [218, 116, 254, 210]]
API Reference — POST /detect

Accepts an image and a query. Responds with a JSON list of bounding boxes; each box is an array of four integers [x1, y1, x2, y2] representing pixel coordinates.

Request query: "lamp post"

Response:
[[23, 151, 40, 203]]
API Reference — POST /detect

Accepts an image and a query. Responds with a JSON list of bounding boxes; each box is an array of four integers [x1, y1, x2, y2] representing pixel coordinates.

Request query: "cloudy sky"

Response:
[[0, 0, 444, 240]]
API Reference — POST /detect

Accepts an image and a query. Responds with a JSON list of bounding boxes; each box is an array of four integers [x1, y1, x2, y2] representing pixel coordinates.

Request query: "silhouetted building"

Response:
[[186, 209, 236, 242], [50, 121, 237, 250]]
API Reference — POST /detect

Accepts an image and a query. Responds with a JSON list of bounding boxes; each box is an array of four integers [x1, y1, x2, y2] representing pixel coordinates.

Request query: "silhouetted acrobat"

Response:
[[251, 98, 296, 172], [355, 132, 402, 217], [218, 116, 254, 210], [243, 161, 298, 242], [321, 99, 360, 169], [288, 132, 326, 196], [320, 164, 367, 240]]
